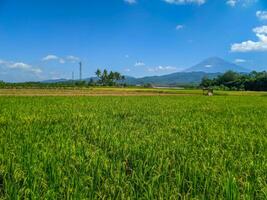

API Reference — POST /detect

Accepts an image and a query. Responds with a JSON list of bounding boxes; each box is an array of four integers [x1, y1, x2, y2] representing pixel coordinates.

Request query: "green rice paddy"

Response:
[[0, 95, 266, 199]]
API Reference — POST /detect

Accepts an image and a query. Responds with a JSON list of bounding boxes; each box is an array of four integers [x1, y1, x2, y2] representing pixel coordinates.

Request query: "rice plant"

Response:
[[0, 96, 266, 199]]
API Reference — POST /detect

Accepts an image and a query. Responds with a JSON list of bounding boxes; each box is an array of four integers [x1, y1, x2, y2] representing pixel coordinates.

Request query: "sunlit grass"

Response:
[[0, 96, 266, 199], [1, 87, 267, 96]]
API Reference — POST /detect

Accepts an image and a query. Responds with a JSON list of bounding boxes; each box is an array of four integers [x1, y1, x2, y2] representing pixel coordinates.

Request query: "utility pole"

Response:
[[79, 62, 82, 81]]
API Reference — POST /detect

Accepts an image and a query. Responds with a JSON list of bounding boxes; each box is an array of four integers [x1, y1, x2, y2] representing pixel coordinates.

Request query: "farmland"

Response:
[[0, 92, 267, 199], [1, 87, 267, 96]]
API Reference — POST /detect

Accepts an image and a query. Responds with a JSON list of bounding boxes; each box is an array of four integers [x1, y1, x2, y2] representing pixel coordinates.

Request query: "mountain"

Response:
[[184, 57, 250, 73], [42, 79, 69, 83], [42, 57, 251, 86], [124, 72, 220, 86], [42, 72, 218, 86], [123, 57, 248, 85]]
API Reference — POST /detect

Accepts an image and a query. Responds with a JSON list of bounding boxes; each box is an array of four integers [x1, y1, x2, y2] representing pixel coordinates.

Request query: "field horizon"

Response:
[[1, 87, 267, 97]]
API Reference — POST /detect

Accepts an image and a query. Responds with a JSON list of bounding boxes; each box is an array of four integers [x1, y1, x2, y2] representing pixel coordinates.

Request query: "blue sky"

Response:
[[0, 0, 267, 82]]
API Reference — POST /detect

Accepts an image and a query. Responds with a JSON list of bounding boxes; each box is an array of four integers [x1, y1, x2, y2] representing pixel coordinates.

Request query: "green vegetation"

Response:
[[95, 69, 125, 86], [201, 71, 267, 91], [0, 96, 266, 199], [0, 81, 88, 89], [0, 69, 126, 89], [1, 87, 267, 97]]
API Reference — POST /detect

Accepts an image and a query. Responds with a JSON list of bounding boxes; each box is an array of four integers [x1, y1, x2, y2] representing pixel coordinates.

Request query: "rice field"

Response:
[[1, 88, 267, 97], [0, 95, 266, 199], [0, 88, 202, 96]]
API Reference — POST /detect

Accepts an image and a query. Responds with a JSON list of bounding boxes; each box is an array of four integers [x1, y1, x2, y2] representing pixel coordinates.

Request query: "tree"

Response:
[[0, 80, 5, 88], [95, 69, 102, 79], [114, 72, 121, 81], [108, 71, 115, 86], [88, 78, 95, 86], [94, 69, 124, 86], [200, 76, 213, 87], [217, 71, 239, 84], [199, 70, 267, 91], [102, 69, 108, 84]]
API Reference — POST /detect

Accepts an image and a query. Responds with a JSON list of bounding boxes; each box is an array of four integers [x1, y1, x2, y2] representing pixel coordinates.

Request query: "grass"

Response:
[[0, 87, 200, 96], [0, 95, 266, 199], [1, 87, 267, 96]]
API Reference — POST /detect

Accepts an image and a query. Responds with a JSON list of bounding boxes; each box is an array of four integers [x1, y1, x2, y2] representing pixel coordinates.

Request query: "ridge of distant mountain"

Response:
[[42, 72, 219, 86], [42, 57, 251, 86], [184, 57, 250, 73], [42, 78, 69, 83], [123, 72, 220, 86]]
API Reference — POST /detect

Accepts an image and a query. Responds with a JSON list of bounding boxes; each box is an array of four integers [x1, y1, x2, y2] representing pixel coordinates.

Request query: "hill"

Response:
[[123, 72, 220, 86], [42, 57, 251, 86], [184, 57, 250, 73]]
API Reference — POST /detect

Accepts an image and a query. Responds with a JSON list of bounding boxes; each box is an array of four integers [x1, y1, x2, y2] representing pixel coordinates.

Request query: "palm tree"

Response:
[[114, 72, 121, 81], [95, 69, 102, 84], [108, 71, 115, 86], [95, 69, 102, 78], [102, 69, 108, 85], [95, 69, 124, 86]]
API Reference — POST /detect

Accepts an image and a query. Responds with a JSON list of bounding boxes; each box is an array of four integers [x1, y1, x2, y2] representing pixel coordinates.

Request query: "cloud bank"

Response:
[[163, 0, 205, 5], [0, 59, 42, 74], [148, 65, 177, 72], [124, 0, 137, 5], [256, 11, 267, 21], [231, 26, 267, 52], [42, 55, 80, 64]]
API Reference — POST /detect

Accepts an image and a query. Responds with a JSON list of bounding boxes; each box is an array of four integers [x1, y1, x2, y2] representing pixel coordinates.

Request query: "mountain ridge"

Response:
[[184, 57, 250, 73], [42, 57, 251, 86]]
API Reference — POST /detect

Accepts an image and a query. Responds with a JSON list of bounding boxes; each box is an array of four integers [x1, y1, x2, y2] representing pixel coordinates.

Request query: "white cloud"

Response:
[[66, 55, 80, 63], [42, 54, 65, 64], [226, 0, 257, 7], [0, 59, 6, 65], [235, 58, 246, 63], [30, 68, 43, 74], [59, 58, 65, 64], [256, 11, 267, 21], [205, 65, 212, 68], [135, 61, 145, 67], [9, 62, 31, 70], [226, 0, 237, 7], [42, 55, 59, 61], [42, 54, 80, 64], [231, 26, 267, 52], [124, 0, 137, 4], [253, 26, 267, 34], [124, 68, 131, 72], [163, 0, 206, 5], [148, 65, 177, 72], [176, 25, 184, 30], [0, 59, 42, 74], [243, 0, 257, 6]]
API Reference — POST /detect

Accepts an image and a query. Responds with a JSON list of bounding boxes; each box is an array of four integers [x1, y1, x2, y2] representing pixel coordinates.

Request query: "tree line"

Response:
[[95, 69, 125, 86], [200, 71, 267, 91], [0, 69, 126, 88], [2, 70, 267, 91]]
